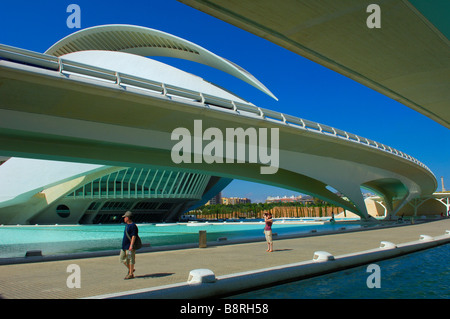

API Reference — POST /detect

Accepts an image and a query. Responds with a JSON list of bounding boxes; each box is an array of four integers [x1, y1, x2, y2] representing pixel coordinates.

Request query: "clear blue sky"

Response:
[[0, 0, 448, 203]]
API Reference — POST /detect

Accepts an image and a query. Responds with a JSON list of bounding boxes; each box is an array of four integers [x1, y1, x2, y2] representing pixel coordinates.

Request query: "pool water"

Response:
[[0, 220, 362, 258], [229, 243, 450, 299]]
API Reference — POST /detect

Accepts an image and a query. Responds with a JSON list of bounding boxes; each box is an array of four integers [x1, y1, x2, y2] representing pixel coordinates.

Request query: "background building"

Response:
[[0, 157, 231, 224], [205, 192, 222, 206], [222, 197, 251, 205], [266, 195, 313, 205]]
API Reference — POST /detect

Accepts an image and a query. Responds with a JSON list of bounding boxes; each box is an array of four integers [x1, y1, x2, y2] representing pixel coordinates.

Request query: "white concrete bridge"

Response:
[[0, 25, 437, 221]]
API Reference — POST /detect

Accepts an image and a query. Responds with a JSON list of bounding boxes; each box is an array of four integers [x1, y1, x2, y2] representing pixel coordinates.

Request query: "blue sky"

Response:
[[0, 0, 448, 203]]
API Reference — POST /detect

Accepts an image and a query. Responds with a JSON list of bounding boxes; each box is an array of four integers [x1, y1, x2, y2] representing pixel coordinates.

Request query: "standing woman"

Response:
[[264, 212, 273, 252]]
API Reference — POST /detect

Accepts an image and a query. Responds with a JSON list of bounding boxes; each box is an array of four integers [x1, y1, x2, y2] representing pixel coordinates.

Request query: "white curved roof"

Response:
[[45, 24, 277, 100], [0, 158, 104, 207], [60, 50, 250, 102]]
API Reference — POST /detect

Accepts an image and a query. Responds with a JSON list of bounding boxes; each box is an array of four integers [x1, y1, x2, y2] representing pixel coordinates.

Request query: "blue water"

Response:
[[0, 220, 362, 258], [230, 244, 450, 299]]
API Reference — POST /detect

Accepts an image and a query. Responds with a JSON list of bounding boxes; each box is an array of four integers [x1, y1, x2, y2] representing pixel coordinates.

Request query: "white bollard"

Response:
[[379, 241, 397, 249], [187, 269, 216, 284], [313, 251, 335, 262], [419, 235, 433, 241]]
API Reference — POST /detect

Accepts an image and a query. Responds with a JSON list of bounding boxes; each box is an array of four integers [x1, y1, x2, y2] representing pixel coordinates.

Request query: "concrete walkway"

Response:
[[1, 219, 449, 299]]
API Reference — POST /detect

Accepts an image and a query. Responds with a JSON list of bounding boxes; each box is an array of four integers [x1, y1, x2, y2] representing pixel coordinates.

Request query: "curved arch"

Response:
[[362, 178, 410, 217], [60, 50, 250, 102], [45, 24, 277, 100]]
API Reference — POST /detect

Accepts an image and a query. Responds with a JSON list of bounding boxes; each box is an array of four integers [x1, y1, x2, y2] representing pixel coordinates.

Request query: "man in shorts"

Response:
[[120, 211, 138, 279]]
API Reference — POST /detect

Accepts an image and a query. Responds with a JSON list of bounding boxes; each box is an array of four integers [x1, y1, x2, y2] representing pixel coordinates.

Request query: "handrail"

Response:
[[0, 43, 434, 175], [0, 44, 59, 71]]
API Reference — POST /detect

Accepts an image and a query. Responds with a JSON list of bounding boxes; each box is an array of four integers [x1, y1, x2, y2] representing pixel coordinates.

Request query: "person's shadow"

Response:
[[135, 272, 174, 279]]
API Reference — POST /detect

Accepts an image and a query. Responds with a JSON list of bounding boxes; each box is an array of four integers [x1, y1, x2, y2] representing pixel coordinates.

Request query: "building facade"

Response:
[[266, 195, 313, 204], [222, 197, 251, 205], [0, 158, 231, 224]]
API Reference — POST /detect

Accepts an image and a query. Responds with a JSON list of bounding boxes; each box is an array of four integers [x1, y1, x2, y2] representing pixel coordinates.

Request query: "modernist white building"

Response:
[[0, 25, 278, 224], [0, 25, 437, 224], [0, 157, 232, 224]]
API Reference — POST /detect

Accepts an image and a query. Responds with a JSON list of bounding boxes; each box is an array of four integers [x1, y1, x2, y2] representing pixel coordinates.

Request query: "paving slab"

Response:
[[0, 219, 449, 299]]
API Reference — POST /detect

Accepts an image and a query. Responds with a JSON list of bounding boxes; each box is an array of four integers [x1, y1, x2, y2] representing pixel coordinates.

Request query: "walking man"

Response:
[[120, 211, 138, 279]]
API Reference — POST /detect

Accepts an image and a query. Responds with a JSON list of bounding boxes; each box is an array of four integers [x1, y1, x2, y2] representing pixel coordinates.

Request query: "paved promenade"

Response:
[[1, 219, 449, 299]]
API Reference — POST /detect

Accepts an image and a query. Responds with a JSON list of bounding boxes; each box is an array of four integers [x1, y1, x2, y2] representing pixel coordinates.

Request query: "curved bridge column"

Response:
[[363, 177, 422, 219], [280, 150, 426, 220]]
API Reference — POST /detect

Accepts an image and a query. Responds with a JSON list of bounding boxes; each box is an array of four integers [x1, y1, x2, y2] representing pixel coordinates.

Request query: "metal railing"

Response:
[[0, 43, 433, 175]]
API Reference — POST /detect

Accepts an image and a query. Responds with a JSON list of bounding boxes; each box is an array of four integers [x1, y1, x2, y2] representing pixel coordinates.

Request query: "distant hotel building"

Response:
[[222, 197, 251, 205], [266, 195, 313, 204], [206, 194, 251, 205]]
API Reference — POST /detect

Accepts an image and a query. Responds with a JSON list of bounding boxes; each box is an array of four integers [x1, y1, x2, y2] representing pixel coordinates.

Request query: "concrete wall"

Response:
[[366, 197, 447, 218]]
